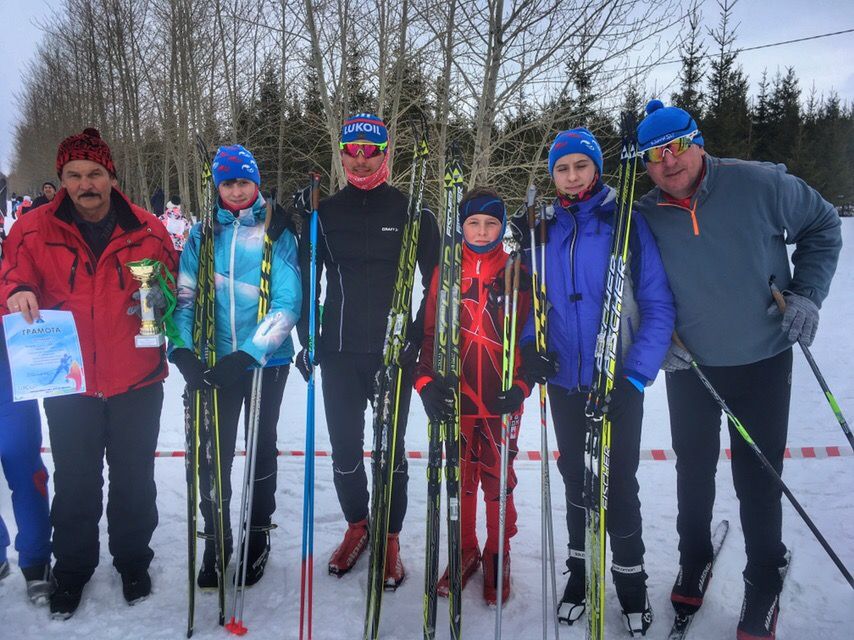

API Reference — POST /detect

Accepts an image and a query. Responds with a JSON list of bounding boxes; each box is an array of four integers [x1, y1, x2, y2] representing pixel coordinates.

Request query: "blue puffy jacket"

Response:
[[520, 184, 674, 391], [171, 194, 301, 367]]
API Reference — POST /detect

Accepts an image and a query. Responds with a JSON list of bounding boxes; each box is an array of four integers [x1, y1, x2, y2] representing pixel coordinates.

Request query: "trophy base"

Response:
[[135, 334, 166, 348]]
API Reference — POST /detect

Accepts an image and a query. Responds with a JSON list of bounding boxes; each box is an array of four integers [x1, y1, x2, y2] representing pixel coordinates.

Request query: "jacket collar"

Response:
[[52, 187, 145, 232], [216, 192, 265, 226]]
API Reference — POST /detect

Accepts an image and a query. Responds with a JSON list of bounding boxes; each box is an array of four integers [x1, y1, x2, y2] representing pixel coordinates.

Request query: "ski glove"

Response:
[[397, 339, 419, 368], [171, 348, 209, 391], [203, 350, 257, 388], [489, 384, 526, 416], [420, 379, 456, 423], [661, 342, 693, 372], [295, 347, 320, 382], [766, 291, 819, 347], [266, 202, 296, 241], [602, 375, 644, 424], [127, 287, 166, 321], [520, 342, 559, 384]]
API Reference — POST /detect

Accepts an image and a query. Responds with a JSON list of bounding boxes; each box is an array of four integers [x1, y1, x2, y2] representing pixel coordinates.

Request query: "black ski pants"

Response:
[[321, 351, 412, 533], [548, 384, 646, 572], [666, 348, 792, 592], [198, 365, 289, 553], [44, 382, 163, 587]]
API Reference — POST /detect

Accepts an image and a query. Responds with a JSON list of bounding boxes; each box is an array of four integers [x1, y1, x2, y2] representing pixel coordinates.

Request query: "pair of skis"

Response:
[[422, 146, 464, 640], [186, 134, 227, 637], [583, 112, 640, 640], [524, 185, 561, 640], [364, 118, 430, 640]]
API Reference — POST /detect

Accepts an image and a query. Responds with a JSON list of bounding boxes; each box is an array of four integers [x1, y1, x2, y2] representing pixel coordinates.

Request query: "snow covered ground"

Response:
[[1, 214, 853, 639]]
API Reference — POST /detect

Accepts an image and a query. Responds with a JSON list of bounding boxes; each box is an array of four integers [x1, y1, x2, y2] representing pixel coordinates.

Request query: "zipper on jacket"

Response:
[[115, 257, 125, 290], [657, 199, 700, 236], [68, 254, 80, 292], [229, 220, 240, 351], [568, 219, 584, 390]]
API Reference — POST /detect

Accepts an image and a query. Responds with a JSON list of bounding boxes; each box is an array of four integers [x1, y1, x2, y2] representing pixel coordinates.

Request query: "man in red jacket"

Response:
[[0, 128, 178, 619]]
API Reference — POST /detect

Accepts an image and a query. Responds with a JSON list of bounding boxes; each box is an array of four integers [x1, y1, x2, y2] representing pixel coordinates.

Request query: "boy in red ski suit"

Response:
[[416, 187, 531, 605]]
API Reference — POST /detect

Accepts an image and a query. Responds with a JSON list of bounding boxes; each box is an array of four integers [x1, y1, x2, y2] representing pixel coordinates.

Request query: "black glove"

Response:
[[295, 346, 320, 382], [489, 384, 525, 415], [267, 201, 296, 241], [420, 379, 456, 423], [293, 185, 312, 215], [397, 339, 419, 368], [602, 375, 643, 423], [172, 348, 209, 391], [203, 350, 257, 388], [520, 342, 559, 384]]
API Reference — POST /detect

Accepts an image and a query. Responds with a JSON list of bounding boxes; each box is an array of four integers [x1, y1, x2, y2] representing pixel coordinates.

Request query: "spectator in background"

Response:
[[30, 182, 58, 210], [159, 196, 190, 254]]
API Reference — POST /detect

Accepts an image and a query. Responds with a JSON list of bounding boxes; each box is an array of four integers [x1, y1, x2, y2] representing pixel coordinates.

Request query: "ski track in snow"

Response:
[[1, 216, 853, 639]]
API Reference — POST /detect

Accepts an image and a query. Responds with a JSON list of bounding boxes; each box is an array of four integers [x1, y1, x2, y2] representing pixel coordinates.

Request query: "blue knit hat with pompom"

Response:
[[637, 99, 704, 152]]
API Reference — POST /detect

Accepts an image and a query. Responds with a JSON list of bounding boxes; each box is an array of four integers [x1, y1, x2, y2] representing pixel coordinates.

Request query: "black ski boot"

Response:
[[614, 564, 653, 637], [737, 579, 781, 639], [121, 569, 152, 605], [244, 530, 271, 587], [671, 558, 714, 617], [197, 540, 232, 590], [50, 580, 85, 620], [557, 555, 585, 625]]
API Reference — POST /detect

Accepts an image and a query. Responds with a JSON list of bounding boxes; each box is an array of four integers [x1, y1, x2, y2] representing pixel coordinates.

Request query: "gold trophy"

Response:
[[126, 260, 166, 348]]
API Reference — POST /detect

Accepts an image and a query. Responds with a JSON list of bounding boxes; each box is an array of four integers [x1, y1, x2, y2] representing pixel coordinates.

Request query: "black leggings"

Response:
[[666, 348, 792, 592], [548, 384, 645, 571], [321, 351, 412, 533], [197, 365, 289, 549]]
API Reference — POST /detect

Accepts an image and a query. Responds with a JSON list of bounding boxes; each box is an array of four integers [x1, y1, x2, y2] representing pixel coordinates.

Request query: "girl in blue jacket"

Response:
[[520, 128, 674, 636], [170, 145, 302, 589]]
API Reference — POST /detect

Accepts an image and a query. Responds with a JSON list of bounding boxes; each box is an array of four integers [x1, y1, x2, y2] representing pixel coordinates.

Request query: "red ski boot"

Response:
[[328, 519, 369, 576]]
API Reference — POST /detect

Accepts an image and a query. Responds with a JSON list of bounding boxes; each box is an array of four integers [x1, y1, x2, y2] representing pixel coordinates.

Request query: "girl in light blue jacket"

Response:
[[170, 144, 301, 588]]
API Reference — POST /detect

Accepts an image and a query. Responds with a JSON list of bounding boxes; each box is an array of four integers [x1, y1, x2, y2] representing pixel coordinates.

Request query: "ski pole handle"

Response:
[[526, 184, 537, 230], [769, 278, 787, 313], [309, 172, 321, 211], [672, 332, 689, 353]]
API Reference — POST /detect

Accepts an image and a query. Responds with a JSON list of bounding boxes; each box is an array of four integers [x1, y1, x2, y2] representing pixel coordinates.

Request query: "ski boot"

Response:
[[49, 580, 85, 621], [482, 549, 511, 606], [244, 529, 271, 587], [437, 545, 481, 598], [23, 564, 56, 606], [671, 558, 714, 616], [557, 556, 586, 625], [328, 519, 369, 577], [737, 579, 781, 639], [614, 564, 653, 636], [121, 569, 151, 605], [383, 533, 406, 591]]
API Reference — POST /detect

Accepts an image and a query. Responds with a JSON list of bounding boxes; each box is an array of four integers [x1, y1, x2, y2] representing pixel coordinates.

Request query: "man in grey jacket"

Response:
[[635, 99, 842, 640]]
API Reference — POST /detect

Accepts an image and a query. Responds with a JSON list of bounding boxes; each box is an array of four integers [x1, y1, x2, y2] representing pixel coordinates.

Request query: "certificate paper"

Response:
[[2, 310, 86, 401]]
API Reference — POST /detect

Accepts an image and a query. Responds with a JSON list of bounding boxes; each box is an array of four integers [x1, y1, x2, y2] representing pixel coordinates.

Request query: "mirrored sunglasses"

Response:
[[339, 142, 388, 158], [642, 131, 699, 163]]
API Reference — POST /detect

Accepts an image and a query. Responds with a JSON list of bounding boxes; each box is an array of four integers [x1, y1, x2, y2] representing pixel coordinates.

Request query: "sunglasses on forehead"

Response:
[[642, 130, 699, 163], [339, 142, 388, 158]]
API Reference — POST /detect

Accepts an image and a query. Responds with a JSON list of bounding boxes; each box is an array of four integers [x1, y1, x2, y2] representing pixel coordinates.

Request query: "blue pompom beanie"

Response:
[[637, 100, 704, 152], [212, 145, 260, 187], [548, 128, 603, 177], [460, 193, 506, 254], [340, 113, 389, 145]]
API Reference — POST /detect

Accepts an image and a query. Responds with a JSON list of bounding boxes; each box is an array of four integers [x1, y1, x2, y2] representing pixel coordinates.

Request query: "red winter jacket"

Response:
[[0, 188, 178, 398], [416, 242, 532, 418]]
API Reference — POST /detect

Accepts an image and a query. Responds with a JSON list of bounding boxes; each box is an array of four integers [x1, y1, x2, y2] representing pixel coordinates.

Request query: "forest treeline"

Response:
[[8, 0, 853, 215]]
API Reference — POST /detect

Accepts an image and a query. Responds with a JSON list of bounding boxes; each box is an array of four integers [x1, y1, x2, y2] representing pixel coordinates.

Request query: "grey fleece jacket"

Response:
[[635, 154, 841, 366]]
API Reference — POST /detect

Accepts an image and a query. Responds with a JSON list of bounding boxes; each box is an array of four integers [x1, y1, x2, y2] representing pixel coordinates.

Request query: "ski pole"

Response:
[[768, 279, 853, 452], [672, 334, 854, 589], [525, 185, 560, 640], [299, 173, 321, 640], [496, 252, 521, 639]]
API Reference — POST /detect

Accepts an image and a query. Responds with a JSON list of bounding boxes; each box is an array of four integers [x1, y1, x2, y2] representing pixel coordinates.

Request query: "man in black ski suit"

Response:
[[296, 113, 438, 590]]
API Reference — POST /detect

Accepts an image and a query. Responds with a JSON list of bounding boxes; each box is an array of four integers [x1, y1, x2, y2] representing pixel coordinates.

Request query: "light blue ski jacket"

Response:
[[171, 194, 301, 367]]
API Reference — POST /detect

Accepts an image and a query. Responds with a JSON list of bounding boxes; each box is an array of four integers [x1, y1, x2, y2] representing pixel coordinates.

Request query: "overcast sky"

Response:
[[1, 0, 853, 176]]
